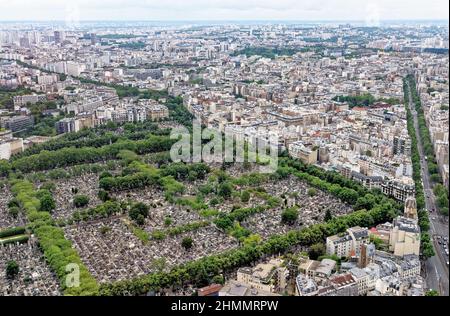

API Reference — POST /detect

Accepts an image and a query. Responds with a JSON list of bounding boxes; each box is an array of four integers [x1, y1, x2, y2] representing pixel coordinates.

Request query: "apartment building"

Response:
[[326, 226, 369, 258], [389, 216, 421, 257]]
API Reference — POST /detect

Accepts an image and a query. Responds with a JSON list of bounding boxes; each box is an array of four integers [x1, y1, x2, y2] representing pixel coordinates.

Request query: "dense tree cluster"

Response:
[[165, 96, 195, 129], [9, 179, 99, 295], [160, 162, 211, 181], [99, 161, 194, 203], [0, 159, 11, 177], [73, 195, 90, 208], [434, 184, 449, 216], [9, 136, 175, 173], [37, 189, 56, 213], [129, 202, 150, 226], [406, 75, 443, 187], [67, 201, 124, 225], [0, 86, 34, 109], [0, 226, 26, 238], [14, 132, 120, 159], [403, 77, 435, 258], [78, 77, 168, 100], [99, 170, 159, 192], [308, 243, 326, 260], [231, 47, 308, 59], [332, 94, 400, 108]]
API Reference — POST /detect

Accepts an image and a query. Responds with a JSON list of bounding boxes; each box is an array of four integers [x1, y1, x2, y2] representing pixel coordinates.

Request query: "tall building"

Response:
[[126, 105, 147, 123], [0, 130, 23, 159], [381, 178, 415, 202], [288, 141, 318, 165], [389, 216, 421, 257], [90, 33, 98, 45], [326, 226, 369, 258], [146, 103, 169, 121], [37, 74, 59, 85], [13, 94, 46, 108], [54, 30, 65, 44], [393, 135, 411, 156], [66, 61, 81, 77], [358, 243, 376, 268], [3, 115, 34, 132], [235, 259, 289, 294], [111, 108, 128, 124]]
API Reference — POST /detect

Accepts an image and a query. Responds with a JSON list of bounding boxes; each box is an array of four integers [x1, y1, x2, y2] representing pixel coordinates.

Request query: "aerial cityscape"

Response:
[[0, 0, 448, 301]]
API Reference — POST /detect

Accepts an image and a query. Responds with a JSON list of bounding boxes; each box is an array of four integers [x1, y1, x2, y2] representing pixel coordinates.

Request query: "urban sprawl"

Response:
[[0, 21, 448, 297]]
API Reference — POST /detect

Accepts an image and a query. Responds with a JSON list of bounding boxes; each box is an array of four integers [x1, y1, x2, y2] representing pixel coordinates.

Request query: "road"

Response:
[[406, 80, 449, 296]]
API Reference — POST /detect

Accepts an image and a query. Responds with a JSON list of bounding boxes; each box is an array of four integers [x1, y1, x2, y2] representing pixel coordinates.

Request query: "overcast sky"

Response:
[[0, 0, 448, 22]]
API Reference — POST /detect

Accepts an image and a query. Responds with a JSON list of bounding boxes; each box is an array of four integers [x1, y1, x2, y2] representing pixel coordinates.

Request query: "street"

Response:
[[406, 80, 449, 296]]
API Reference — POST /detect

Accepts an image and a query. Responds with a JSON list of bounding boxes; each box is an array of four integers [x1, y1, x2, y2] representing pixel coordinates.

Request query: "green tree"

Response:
[[241, 190, 251, 203], [212, 274, 225, 285], [164, 217, 173, 226], [281, 207, 299, 224], [422, 242, 435, 259], [98, 189, 110, 202], [370, 235, 385, 250], [242, 234, 262, 247], [426, 289, 439, 296], [39, 193, 56, 213], [117, 149, 140, 165], [421, 233, 435, 259], [8, 206, 20, 218], [430, 174, 442, 183], [307, 188, 317, 197], [324, 209, 333, 222], [0, 159, 11, 177], [99, 171, 113, 179], [41, 182, 56, 192], [181, 237, 193, 250], [308, 243, 326, 260], [218, 182, 233, 199], [134, 214, 145, 226], [209, 197, 220, 207], [129, 202, 150, 225], [437, 194, 449, 208], [6, 260, 19, 279], [73, 195, 89, 208]]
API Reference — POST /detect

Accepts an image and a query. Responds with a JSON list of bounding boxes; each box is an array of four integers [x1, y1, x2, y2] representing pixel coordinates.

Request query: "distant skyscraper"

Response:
[[19, 37, 30, 48], [90, 33, 98, 45], [54, 30, 65, 44]]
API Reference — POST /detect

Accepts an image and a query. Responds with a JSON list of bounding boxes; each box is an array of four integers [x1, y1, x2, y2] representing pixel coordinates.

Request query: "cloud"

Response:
[[0, 0, 448, 21]]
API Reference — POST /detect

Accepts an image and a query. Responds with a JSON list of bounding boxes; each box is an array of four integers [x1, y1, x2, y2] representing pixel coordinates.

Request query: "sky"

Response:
[[0, 0, 448, 22]]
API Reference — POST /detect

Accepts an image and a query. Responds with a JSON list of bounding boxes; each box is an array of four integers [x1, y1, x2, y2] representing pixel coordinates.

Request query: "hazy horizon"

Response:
[[0, 0, 448, 24]]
